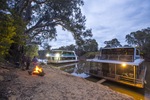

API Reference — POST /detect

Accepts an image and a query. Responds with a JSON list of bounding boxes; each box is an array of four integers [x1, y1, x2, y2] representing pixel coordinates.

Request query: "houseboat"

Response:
[[46, 50, 78, 63], [85, 47, 147, 88]]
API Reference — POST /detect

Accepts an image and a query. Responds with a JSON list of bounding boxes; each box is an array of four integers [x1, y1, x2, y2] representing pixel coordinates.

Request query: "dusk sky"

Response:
[[48, 0, 150, 49]]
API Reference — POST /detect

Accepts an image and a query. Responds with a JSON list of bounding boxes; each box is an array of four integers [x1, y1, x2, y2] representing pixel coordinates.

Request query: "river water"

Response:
[[49, 61, 150, 100]]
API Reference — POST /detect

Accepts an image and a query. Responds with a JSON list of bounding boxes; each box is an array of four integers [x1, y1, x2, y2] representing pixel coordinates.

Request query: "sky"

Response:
[[48, 0, 150, 49]]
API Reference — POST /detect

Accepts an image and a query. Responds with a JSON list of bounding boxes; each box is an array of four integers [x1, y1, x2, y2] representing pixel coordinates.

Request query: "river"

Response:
[[49, 61, 150, 100]]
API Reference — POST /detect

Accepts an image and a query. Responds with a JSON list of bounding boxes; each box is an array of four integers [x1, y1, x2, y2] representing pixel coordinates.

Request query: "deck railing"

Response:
[[95, 54, 134, 62], [116, 75, 143, 84]]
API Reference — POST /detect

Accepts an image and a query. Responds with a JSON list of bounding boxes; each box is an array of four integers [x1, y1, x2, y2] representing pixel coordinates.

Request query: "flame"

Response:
[[33, 66, 43, 74]]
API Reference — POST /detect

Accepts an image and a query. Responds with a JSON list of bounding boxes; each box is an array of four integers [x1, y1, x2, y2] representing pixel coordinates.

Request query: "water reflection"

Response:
[[51, 62, 89, 78], [103, 81, 145, 100]]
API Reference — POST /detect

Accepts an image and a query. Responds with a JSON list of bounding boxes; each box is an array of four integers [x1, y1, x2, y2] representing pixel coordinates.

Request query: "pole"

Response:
[[134, 66, 136, 84]]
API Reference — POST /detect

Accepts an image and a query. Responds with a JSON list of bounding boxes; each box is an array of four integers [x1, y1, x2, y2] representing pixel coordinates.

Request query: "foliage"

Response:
[[0, 0, 7, 10], [58, 44, 76, 51], [75, 39, 98, 56], [126, 27, 150, 58], [0, 0, 26, 62], [11, 14, 26, 45], [126, 28, 150, 49], [25, 44, 39, 59], [104, 38, 122, 48], [82, 39, 98, 52], [38, 50, 48, 59], [82, 52, 99, 59], [56, 39, 98, 56], [0, 13, 16, 57], [123, 45, 131, 47], [41, 43, 51, 51]]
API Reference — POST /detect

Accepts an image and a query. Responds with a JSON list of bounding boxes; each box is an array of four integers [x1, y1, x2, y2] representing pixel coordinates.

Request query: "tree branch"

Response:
[[25, 18, 61, 34]]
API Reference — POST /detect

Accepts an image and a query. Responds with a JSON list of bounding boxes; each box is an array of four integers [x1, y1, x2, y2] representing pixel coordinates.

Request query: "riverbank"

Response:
[[0, 64, 133, 100]]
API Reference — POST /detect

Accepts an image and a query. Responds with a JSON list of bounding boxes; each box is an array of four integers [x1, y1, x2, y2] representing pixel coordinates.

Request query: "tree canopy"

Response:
[[0, 12, 16, 57], [82, 39, 98, 52], [25, 44, 39, 59], [56, 39, 98, 56], [104, 38, 122, 48], [6, 0, 92, 45], [126, 28, 150, 50], [58, 44, 76, 51], [126, 27, 150, 58]]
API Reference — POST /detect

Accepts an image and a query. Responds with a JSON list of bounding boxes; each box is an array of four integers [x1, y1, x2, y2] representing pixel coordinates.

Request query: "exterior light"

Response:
[[46, 53, 50, 57], [55, 53, 60, 61], [122, 63, 126, 68], [55, 53, 60, 58]]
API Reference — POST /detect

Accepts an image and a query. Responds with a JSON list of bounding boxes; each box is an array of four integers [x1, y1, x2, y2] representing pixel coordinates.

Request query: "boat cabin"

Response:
[[46, 50, 78, 63], [85, 47, 146, 88], [96, 47, 140, 62]]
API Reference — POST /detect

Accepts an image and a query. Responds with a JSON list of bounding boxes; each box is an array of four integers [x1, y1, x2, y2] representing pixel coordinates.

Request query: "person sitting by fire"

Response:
[[32, 56, 38, 67], [28, 56, 45, 76]]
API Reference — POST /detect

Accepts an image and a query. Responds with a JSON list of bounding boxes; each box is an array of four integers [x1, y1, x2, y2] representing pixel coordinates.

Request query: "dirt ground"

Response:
[[0, 64, 134, 100]]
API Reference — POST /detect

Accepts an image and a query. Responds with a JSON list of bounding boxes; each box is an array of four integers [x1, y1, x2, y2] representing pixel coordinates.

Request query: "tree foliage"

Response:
[[0, 13, 16, 57], [38, 50, 48, 59], [41, 43, 51, 51], [75, 39, 98, 56], [57, 39, 98, 52], [126, 28, 150, 49], [123, 44, 131, 47], [82, 39, 98, 52], [56, 39, 98, 56], [58, 44, 76, 51], [126, 27, 150, 58], [0, 0, 26, 62], [25, 44, 39, 59], [104, 38, 122, 48]]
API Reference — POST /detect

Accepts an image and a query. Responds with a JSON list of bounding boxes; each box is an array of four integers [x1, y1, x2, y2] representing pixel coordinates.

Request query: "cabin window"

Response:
[[108, 64, 115, 74], [97, 63, 102, 71], [62, 52, 75, 56], [61, 57, 76, 60], [101, 48, 134, 56], [116, 64, 134, 78], [127, 48, 134, 55]]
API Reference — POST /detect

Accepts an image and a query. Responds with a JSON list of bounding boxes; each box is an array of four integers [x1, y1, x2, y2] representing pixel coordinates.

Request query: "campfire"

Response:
[[28, 65, 45, 76]]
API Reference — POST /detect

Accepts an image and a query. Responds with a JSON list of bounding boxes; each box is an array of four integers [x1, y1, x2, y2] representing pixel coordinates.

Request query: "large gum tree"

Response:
[[2, 0, 92, 62], [8, 0, 92, 45]]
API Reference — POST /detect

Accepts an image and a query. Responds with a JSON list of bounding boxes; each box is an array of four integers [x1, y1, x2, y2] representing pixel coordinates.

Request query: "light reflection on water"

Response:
[[50, 61, 150, 100]]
